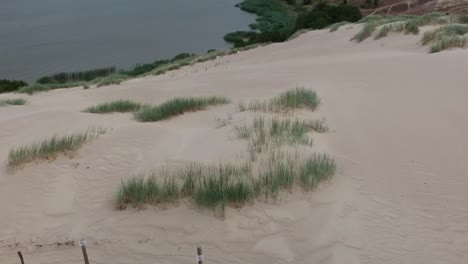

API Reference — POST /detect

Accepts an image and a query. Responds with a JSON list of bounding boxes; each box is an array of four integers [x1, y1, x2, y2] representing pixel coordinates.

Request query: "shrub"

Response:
[[134, 97, 230, 122], [8, 128, 106, 170], [224, 0, 296, 47], [84, 100, 145, 113], [296, 3, 361, 30], [0, 79, 28, 94]]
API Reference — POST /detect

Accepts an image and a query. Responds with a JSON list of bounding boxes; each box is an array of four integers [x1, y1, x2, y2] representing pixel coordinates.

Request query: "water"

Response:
[[0, 0, 255, 82]]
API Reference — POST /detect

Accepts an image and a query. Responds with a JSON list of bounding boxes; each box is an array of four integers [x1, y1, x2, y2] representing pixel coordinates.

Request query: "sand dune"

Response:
[[1, 25, 468, 264]]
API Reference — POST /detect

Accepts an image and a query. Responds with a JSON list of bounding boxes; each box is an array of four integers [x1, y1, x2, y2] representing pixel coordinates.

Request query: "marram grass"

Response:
[[84, 100, 145, 113], [8, 128, 106, 170], [239, 87, 320, 112], [134, 96, 230, 122], [116, 153, 335, 214], [0, 98, 26, 106], [347, 13, 468, 53], [235, 116, 327, 161]]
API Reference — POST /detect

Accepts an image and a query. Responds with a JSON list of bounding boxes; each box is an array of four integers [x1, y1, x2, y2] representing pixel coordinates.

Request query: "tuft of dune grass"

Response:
[[17, 82, 88, 95], [422, 24, 468, 52], [240, 87, 320, 112], [328, 21, 349, 32], [95, 74, 129, 87], [134, 96, 230, 122], [116, 153, 335, 213], [0, 98, 26, 106], [351, 13, 455, 42], [84, 100, 145, 113], [7, 128, 106, 170], [352, 21, 379, 42]]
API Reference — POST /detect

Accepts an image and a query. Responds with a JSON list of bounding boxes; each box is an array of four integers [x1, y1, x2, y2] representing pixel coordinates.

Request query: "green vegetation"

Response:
[[84, 100, 145, 113], [134, 97, 230, 122], [116, 153, 335, 212], [7, 128, 106, 170], [37, 67, 117, 84], [123, 53, 195, 77], [299, 153, 335, 190], [236, 117, 327, 155], [329, 21, 349, 32], [422, 24, 468, 53], [224, 0, 296, 47], [239, 87, 320, 112], [225, 0, 362, 47], [296, 3, 361, 31], [0, 98, 26, 106], [245, 117, 327, 161], [116, 176, 180, 209], [345, 13, 468, 53], [16, 48, 263, 95], [95, 74, 129, 87], [18, 82, 88, 94], [374, 21, 406, 39], [116, 88, 335, 215], [0, 79, 28, 94]]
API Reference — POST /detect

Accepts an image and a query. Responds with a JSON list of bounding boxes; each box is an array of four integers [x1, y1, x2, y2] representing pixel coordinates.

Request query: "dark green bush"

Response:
[[296, 3, 362, 30], [0, 79, 28, 94], [224, 0, 296, 47]]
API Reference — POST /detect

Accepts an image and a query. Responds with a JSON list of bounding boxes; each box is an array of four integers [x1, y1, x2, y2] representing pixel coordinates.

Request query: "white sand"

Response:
[[1, 25, 468, 264]]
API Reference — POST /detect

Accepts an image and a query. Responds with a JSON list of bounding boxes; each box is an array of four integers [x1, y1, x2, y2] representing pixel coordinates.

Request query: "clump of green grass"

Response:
[[95, 74, 128, 87], [374, 22, 405, 39], [115, 176, 180, 209], [272, 87, 320, 111], [134, 96, 230, 122], [0, 98, 26, 106], [458, 14, 468, 24], [240, 87, 320, 112], [8, 128, 106, 170], [236, 117, 327, 159], [429, 35, 467, 53], [404, 20, 420, 34], [352, 21, 379, 42], [351, 13, 452, 42], [84, 100, 145, 113], [329, 21, 349, 32], [422, 24, 468, 52], [116, 153, 335, 215], [288, 29, 310, 40], [299, 153, 336, 190], [18, 82, 88, 94], [37, 67, 117, 84]]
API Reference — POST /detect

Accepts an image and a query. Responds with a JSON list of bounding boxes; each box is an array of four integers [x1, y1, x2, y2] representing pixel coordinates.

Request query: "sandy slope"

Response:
[[1, 25, 468, 264]]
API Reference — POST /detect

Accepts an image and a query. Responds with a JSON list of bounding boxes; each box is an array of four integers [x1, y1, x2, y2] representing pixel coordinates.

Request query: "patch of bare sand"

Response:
[[1, 25, 467, 263]]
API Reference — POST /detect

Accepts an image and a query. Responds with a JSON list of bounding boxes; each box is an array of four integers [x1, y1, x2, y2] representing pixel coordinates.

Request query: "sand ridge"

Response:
[[1, 25, 468, 263]]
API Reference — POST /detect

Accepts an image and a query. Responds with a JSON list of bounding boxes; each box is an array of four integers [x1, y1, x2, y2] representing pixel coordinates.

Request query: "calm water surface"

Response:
[[0, 0, 254, 81]]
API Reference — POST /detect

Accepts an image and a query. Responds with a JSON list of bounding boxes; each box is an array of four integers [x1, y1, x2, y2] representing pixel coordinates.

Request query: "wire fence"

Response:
[[0, 240, 212, 264]]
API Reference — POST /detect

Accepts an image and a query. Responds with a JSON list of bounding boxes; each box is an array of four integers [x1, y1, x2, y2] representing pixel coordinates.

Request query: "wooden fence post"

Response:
[[197, 246, 203, 264], [17, 251, 24, 264], [80, 240, 90, 264]]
